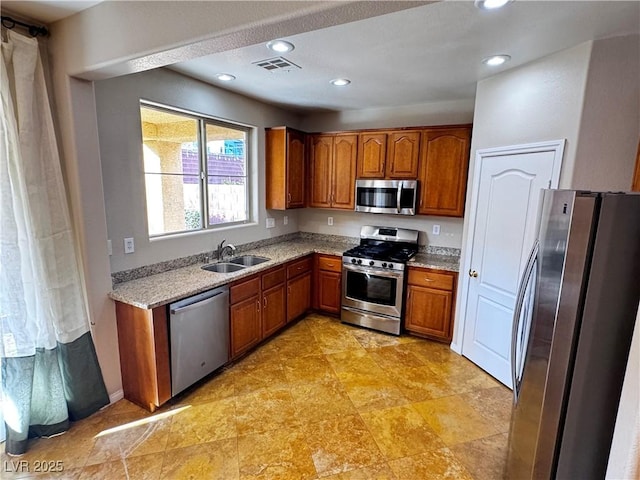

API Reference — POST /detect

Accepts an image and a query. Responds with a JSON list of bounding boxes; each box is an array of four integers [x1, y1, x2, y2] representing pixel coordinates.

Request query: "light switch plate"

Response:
[[328, 217, 334, 226], [283, 215, 288, 226], [266, 218, 275, 228], [124, 237, 135, 254], [432, 224, 441, 235]]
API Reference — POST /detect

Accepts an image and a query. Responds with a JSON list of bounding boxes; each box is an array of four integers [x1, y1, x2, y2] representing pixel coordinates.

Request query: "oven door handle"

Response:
[[396, 183, 403, 213], [343, 263, 403, 278]]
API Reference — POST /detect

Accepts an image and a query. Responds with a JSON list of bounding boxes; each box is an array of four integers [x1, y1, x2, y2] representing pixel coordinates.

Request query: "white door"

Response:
[[461, 141, 564, 387]]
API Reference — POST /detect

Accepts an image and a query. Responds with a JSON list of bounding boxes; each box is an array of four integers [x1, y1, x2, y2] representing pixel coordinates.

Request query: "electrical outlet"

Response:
[[432, 224, 441, 235], [266, 218, 275, 228], [328, 217, 334, 226], [283, 215, 288, 226], [107, 239, 112, 256], [124, 237, 135, 254]]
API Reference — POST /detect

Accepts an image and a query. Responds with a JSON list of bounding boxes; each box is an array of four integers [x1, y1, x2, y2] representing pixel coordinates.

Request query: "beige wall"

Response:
[[94, 68, 301, 273], [573, 34, 640, 191], [299, 209, 464, 248], [467, 42, 593, 189], [300, 99, 474, 132]]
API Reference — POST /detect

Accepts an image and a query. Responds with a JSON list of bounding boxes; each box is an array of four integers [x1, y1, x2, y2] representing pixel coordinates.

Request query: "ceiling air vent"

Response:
[[253, 56, 301, 73]]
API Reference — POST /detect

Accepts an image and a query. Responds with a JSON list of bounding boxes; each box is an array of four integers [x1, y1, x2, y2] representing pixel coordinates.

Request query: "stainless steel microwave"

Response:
[[354, 179, 418, 215]]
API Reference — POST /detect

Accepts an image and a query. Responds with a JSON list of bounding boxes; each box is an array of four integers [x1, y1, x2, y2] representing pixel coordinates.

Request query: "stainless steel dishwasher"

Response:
[[169, 285, 229, 397]]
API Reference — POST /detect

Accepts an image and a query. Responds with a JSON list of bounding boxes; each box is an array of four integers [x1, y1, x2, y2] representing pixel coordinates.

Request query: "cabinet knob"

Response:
[[469, 269, 478, 278]]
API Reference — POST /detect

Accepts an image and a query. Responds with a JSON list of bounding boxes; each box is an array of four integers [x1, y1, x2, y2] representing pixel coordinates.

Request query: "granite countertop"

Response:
[[109, 238, 460, 310]]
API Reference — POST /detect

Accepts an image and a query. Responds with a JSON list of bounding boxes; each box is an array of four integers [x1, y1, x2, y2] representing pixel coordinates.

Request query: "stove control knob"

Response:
[[369, 260, 375, 266], [357, 259, 363, 265], [388, 263, 394, 269], [382, 262, 388, 268], [351, 258, 357, 264]]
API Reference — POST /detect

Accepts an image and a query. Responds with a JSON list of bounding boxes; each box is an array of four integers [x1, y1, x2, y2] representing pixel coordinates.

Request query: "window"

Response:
[[140, 103, 250, 237]]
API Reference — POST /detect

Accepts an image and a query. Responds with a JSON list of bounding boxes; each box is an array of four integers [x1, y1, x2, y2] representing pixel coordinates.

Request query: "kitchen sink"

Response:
[[201, 262, 246, 273], [229, 255, 271, 267]]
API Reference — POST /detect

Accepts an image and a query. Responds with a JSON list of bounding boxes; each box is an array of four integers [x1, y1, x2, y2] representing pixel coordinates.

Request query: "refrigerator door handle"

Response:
[[511, 240, 539, 403]]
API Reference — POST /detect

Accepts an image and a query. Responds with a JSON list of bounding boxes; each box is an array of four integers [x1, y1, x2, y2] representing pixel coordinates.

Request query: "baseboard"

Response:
[[449, 340, 462, 355], [109, 389, 124, 404]]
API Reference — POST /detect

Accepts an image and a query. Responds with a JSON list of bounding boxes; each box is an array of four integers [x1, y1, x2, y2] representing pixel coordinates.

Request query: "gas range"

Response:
[[343, 244, 417, 271], [342, 226, 419, 271], [341, 226, 420, 335]]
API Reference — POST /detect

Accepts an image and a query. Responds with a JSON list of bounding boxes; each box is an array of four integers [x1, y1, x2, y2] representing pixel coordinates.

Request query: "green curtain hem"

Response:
[[57, 332, 110, 420], [28, 418, 70, 440]]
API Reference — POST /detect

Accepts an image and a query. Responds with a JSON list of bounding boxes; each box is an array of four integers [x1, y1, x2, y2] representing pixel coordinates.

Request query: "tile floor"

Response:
[[1, 314, 513, 479]]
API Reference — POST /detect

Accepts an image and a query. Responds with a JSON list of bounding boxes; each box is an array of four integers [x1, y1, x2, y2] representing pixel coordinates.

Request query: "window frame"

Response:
[[140, 100, 253, 239]]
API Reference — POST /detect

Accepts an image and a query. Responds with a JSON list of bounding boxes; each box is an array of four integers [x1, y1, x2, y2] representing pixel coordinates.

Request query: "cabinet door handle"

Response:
[[257, 299, 260, 312], [424, 277, 433, 282], [327, 263, 334, 268], [288, 192, 292, 203], [288, 286, 291, 295], [469, 270, 479, 278], [263, 297, 267, 309]]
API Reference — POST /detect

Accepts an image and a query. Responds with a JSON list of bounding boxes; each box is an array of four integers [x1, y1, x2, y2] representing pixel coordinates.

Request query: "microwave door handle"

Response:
[[396, 182, 403, 213], [510, 240, 539, 404]]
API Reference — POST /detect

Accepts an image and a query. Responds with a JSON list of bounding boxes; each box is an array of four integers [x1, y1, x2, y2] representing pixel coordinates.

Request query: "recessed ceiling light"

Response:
[[330, 78, 351, 86], [475, 0, 513, 10], [266, 40, 295, 53], [215, 73, 236, 81], [482, 55, 511, 66]]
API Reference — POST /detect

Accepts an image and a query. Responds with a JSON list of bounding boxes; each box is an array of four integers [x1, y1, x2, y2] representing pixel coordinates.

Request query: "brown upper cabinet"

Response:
[[386, 131, 421, 178], [265, 127, 306, 209], [358, 130, 420, 179], [418, 127, 471, 217], [357, 132, 387, 178], [309, 134, 358, 209]]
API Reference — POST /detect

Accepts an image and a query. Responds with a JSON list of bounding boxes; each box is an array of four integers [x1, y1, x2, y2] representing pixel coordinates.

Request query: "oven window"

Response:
[[345, 270, 397, 305], [356, 187, 397, 208]]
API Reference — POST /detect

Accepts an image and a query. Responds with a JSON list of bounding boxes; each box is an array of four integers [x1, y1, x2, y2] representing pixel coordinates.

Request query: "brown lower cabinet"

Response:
[[314, 254, 342, 315], [286, 255, 312, 322], [230, 265, 286, 359], [114, 253, 459, 412], [404, 266, 458, 342], [114, 302, 171, 412]]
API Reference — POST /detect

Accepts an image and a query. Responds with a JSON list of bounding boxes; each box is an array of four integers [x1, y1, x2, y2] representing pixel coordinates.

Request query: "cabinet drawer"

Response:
[[317, 255, 342, 272], [230, 276, 260, 304], [407, 268, 454, 291], [262, 266, 285, 290], [287, 256, 312, 279]]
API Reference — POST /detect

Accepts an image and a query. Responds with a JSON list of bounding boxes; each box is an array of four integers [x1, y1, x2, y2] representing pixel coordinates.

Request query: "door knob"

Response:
[[469, 269, 478, 278]]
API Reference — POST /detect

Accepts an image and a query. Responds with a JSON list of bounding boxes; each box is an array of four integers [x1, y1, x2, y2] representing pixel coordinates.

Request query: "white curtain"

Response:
[[1, 30, 108, 455]]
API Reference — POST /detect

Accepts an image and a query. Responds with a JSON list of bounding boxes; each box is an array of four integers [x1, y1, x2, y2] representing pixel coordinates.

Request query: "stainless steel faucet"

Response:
[[217, 239, 236, 262]]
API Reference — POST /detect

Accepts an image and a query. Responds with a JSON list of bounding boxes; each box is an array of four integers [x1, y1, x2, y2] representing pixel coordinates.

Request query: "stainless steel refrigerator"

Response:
[[506, 190, 640, 479]]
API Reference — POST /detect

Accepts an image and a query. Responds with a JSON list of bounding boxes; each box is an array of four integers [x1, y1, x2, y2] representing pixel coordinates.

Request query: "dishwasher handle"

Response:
[[170, 287, 228, 315]]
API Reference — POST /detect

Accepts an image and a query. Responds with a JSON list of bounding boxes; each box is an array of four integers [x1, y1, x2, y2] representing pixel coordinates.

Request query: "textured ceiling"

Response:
[[3, 1, 638, 114], [2, 0, 103, 23], [169, 1, 640, 113]]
